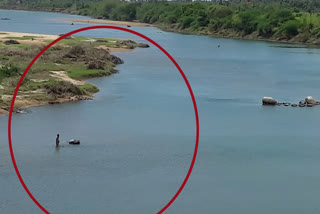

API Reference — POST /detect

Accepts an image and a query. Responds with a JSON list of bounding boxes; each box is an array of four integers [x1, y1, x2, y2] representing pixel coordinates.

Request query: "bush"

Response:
[[44, 79, 83, 96], [280, 20, 300, 37], [0, 64, 19, 83], [237, 10, 261, 34], [87, 61, 105, 70], [257, 18, 274, 37], [179, 16, 194, 29], [208, 6, 233, 19], [68, 45, 85, 56], [165, 14, 177, 24]]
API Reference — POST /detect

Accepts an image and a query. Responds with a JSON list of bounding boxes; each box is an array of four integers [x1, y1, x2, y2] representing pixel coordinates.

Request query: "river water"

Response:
[[1, 9, 320, 214]]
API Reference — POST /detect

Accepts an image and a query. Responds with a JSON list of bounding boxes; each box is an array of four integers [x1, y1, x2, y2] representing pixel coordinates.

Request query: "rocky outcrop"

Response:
[[263, 96, 320, 107], [137, 43, 150, 48], [305, 96, 316, 105], [115, 40, 150, 49], [262, 97, 277, 105]]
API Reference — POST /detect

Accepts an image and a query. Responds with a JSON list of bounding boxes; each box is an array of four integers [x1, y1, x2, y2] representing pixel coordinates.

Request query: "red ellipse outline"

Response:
[[7, 26, 199, 214]]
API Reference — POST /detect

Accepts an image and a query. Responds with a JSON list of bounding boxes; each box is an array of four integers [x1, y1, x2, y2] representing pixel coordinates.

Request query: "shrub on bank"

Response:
[[279, 20, 300, 38], [44, 79, 83, 96], [0, 64, 19, 83]]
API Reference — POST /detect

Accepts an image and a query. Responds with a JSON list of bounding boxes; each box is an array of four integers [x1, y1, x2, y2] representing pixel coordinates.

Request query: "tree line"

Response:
[[1, 0, 320, 43]]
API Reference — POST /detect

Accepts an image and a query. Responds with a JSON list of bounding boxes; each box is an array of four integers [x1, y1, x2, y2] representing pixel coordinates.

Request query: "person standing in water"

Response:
[[56, 134, 60, 147]]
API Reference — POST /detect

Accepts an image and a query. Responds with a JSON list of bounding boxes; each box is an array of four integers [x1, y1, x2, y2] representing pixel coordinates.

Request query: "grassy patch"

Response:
[[79, 83, 99, 94], [45, 36, 90, 46], [22, 79, 48, 91]]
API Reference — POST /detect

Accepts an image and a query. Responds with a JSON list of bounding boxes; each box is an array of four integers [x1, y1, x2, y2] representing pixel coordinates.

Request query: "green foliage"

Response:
[[179, 16, 194, 29], [237, 10, 261, 34], [79, 83, 99, 94], [208, 5, 233, 19], [279, 20, 300, 38], [271, 9, 294, 25], [1, 0, 320, 42], [0, 64, 19, 83]]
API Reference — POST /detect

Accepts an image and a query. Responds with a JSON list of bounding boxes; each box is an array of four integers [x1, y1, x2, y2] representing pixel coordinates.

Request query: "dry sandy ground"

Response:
[[58, 18, 152, 27], [49, 71, 85, 85], [0, 31, 134, 52], [0, 31, 59, 41], [0, 108, 7, 115]]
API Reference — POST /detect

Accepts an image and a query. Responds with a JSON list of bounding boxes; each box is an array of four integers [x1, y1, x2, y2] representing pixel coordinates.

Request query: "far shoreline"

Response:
[[57, 18, 153, 27], [1, 7, 320, 48]]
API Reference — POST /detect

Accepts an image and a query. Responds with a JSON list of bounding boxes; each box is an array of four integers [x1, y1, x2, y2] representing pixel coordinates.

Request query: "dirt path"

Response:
[[49, 71, 85, 85]]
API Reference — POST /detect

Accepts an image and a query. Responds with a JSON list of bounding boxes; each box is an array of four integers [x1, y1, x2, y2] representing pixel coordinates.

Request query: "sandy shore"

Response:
[[0, 31, 134, 52], [0, 31, 59, 44], [0, 94, 93, 116], [58, 18, 153, 27]]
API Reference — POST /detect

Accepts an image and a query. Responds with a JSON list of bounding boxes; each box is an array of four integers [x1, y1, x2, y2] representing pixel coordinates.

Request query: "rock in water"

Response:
[[137, 43, 150, 48], [262, 97, 277, 105], [305, 96, 316, 105]]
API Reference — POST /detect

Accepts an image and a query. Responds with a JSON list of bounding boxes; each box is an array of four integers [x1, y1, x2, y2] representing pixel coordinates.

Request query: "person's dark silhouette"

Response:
[[56, 134, 60, 147]]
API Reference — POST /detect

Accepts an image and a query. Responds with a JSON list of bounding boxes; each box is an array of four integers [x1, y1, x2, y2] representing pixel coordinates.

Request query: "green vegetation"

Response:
[[79, 83, 99, 94], [0, 35, 136, 112], [2, 0, 320, 44], [0, 64, 19, 83], [67, 68, 113, 80]]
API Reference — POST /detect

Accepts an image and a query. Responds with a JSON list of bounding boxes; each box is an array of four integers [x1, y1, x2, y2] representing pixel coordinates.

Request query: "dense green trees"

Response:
[[1, 0, 320, 43]]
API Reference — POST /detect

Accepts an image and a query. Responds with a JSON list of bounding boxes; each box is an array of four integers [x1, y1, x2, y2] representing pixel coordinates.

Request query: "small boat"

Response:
[[69, 139, 80, 145]]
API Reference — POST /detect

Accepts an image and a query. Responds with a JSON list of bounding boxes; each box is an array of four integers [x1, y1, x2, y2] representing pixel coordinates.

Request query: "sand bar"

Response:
[[0, 31, 133, 52]]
